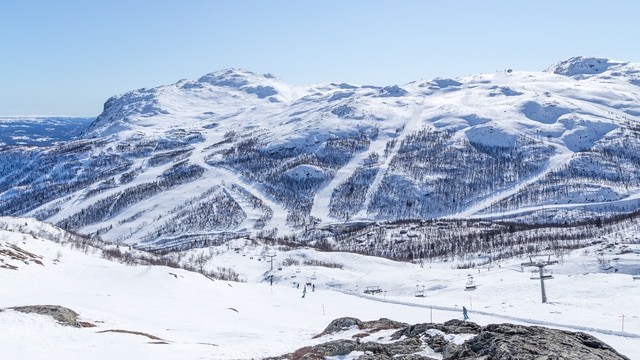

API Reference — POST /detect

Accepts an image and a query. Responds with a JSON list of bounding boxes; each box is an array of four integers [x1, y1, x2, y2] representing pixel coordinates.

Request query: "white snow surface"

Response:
[[54, 57, 640, 244], [1, 216, 639, 359], [5, 57, 637, 246]]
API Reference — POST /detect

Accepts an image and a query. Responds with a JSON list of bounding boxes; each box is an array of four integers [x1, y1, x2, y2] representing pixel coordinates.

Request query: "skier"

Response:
[[463, 306, 469, 320], [302, 288, 307, 298]]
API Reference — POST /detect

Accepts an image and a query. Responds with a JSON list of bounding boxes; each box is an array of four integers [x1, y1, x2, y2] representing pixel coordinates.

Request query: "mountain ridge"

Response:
[[2, 56, 640, 248]]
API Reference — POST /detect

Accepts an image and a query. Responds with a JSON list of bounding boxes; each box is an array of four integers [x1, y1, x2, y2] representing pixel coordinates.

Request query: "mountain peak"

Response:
[[197, 68, 274, 87], [545, 56, 629, 77], [195, 68, 295, 101]]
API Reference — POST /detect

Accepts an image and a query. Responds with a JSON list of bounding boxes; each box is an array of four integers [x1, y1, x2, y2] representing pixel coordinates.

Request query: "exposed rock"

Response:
[[315, 316, 362, 337], [446, 323, 630, 360], [0, 243, 45, 269], [269, 317, 630, 360], [10, 305, 94, 328], [315, 317, 408, 338], [391, 319, 482, 340]]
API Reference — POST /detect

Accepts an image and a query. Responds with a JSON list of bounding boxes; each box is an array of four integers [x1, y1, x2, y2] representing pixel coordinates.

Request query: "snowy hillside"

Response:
[[2, 57, 640, 249], [1, 216, 638, 359]]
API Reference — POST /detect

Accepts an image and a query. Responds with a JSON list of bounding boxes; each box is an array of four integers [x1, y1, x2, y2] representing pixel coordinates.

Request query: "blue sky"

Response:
[[2, 0, 639, 117]]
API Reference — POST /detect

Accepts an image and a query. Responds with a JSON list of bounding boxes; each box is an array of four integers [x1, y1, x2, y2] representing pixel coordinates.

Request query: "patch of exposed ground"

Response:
[[10, 305, 95, 328], [97, 329, 168, 344], [0, 243, 44, 269]]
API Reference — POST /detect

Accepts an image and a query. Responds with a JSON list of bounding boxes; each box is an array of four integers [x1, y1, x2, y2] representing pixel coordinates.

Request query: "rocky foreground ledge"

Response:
[[3, 306, 630, 359], [267, 317, 630, 360]]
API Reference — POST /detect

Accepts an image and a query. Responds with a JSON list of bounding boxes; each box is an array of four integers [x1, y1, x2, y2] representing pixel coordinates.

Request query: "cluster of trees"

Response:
[[57, 161, 205, 230], [57, 182, 163, 229], [139, 210, 640, 271], [313, 217, 635, 263], [329, 164, 379, 220], [115, 137, 190, 158], [135, 183, 274, 247], [302, 258, 343, 269], [0, 140, 132, 216], [148, 187, 245, 239], [479, 128, 640, 220], [147, 148, 192, 167], [363, 129, 553, 220], [0, 217, 244, 282], [205, 130, 373, 225], [229, 183, 273, 229]]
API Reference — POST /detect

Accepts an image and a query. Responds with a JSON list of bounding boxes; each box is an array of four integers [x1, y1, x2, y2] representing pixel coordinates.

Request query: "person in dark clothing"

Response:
[[463, 306, 469, 320]]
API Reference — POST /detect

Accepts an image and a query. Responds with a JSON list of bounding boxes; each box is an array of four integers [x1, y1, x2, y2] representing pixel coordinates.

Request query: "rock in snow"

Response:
[[268, 318, 630, 360]]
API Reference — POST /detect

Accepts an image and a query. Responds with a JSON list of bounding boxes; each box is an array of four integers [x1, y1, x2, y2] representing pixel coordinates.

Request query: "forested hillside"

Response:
[[1, 57, 640, 253]]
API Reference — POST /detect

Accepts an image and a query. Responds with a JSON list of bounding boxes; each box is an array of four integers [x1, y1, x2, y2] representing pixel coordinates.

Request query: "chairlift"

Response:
[[465, 283, 477, 291], [530, 268, 554, 280], [522, 254, 556, 304], [363, 286, 382, 294], [600, 261, 613, 271], [465, 275, 477, 291]]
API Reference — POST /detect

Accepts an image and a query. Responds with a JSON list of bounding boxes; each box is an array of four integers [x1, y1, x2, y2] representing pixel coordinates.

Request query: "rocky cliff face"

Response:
[[267, 317, 630, 360]]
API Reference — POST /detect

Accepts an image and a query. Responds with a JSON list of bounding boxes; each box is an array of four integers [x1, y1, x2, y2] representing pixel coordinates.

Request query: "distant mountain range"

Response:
[[0, 116, 94, 146], [2, 56, 640, 250]]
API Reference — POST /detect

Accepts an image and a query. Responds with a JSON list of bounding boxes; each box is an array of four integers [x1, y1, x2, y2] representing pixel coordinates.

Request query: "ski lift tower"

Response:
[[266, 252, 276, 271], [521, 254, 558, 303]]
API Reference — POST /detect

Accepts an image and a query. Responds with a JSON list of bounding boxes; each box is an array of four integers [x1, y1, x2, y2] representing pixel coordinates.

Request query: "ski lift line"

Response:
[[521, 255, 558, 303], [447, 151, 574, 219], [334, 288, 640, 340]]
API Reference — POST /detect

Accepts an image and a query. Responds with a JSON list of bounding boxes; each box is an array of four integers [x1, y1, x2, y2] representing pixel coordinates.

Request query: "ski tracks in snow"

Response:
[[310, 101, 426, 221], [343, 290, 640, 340], [450, 147, 575, 219]]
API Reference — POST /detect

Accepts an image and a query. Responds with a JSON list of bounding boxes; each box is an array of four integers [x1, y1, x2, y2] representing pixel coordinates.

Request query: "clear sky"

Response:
[[2, 0, 639, 117]]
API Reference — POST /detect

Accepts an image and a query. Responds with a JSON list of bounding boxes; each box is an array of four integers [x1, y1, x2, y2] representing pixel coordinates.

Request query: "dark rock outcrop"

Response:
[[268, 317, 630, 360], [448, 323, 629, 360], [314, 316, 409, 338], [10, 305, 94, 328]]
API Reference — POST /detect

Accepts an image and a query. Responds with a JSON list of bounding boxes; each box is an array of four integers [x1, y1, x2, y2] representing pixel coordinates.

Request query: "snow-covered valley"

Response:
[[3, 56, 640, 358], [1, 216, 639, 358]]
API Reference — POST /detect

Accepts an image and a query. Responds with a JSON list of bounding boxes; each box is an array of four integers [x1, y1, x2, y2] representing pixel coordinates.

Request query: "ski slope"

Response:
[[1, 217, 639, 359]]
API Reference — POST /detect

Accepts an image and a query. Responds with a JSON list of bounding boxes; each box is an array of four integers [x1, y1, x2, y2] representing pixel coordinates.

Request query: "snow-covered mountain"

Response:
[[2, 57, 640, 249]]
